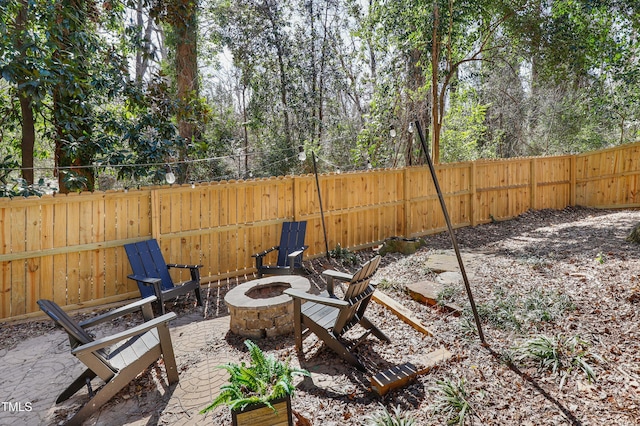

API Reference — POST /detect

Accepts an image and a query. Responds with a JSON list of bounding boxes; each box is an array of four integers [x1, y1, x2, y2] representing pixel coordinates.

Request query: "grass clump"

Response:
[[431, 378, 476, 426], [365, 404, 417, 426], [377, 278, 403, 292], [436, 285, 459, 306], [512, 334, 601, 390], [463, 287, 574, 332], [522, 289, 574, 323]]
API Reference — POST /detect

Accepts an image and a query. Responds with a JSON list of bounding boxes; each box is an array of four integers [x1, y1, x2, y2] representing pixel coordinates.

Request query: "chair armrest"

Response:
[[79, 296, 158, 328], [287, 249, 304, 259], [322, 270, 354, 282], [72, 312, 177, 355], [252, 246, 278, 258], [322, 269, 353, 296], [166, 263, 202, 269], [284, 289, 349, 308], [127, 274, 162, 285]]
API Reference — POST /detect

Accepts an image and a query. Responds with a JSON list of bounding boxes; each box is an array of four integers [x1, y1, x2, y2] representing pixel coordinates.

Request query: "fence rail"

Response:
[[2, 142, 640, 320]]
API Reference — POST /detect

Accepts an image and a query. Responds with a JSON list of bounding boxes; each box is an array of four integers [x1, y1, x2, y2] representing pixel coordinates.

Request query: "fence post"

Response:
[[403, 167, 411, 238], [292, 175, 299, 222], [570, 155, 577, 206], [470, 161, 477, 226], [150, 188, 161, 241], [530, 158, 537, 210]]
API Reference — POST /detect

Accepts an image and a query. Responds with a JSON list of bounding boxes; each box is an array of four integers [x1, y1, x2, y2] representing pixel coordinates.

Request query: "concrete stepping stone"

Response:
[[424, 252, 479, 273], [406, 280, 442, 306], [406, 280, 462, 315]]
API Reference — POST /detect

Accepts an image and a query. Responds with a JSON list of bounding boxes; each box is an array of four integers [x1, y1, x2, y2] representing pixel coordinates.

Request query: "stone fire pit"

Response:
[[224, 275, 311, 338]]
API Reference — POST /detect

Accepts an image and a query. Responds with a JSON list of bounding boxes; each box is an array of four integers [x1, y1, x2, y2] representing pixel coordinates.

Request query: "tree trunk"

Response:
[[263, 0, 291, 147], [135, 0, 154, 83], [19, 95, 35, 185], [431, 1, 440, 164], [52, 0, 95, 193], [15, 0, 35, 184], [171, 0, 199, 182]]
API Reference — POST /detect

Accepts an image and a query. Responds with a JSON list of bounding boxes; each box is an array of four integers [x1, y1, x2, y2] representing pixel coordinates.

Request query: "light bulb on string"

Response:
[[408, 122, 414, 134], [298, 146, 307, 162], [165, 165, 176, 184], [367, 159, 373, 170], [390, 125, 397, 138]]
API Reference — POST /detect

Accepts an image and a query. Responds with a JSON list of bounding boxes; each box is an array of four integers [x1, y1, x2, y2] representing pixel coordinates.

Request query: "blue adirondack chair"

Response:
[[124, 239, 203, 314], [252, 221, 308, 277]]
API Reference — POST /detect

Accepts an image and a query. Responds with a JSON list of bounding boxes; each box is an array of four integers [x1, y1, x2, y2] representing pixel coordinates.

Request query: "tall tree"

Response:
[[152, 0, 203, 182], [13, 0, 35, 184], [371, 0, 515, 163]]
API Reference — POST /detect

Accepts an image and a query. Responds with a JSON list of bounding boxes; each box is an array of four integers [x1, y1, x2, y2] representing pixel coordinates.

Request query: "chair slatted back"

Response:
[[38, 299, 94, 349], [37, 299, 115, 374], [334, 255, 381, 334], [277, 221, 307, 267], [125, 240, 174, 298]]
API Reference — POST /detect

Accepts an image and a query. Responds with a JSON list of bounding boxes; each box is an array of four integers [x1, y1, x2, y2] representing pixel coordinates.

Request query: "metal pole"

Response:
[[415, 120, 486, 344], [312, 152, 331, 261]]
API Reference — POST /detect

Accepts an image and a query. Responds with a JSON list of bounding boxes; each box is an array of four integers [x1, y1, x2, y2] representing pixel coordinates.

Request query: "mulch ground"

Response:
[[4, 206, 640, 425]]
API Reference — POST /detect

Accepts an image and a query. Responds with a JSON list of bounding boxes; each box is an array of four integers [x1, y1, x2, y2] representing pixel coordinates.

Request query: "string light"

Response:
[[297, 146, 306, 162], [390, 125, 397, 138], [165, 165, 176, 184], [3, 144, 392, 186]]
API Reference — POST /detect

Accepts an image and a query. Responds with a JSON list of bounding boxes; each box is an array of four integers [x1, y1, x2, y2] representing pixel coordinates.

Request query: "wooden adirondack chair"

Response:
[[37, 296, 179, 426], [252, 221, 308, 277], [284, 255, 390, 371], [124, 239, 203, 314]]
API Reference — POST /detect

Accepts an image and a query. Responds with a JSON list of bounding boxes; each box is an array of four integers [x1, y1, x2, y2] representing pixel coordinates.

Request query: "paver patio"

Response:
[[0, 311, 234, 426]]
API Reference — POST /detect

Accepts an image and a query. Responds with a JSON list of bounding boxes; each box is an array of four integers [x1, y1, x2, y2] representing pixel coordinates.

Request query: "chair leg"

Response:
[[66, 353, 164, 426], [151, 281, 166, 315], [194, 287, 203, 307], [292, 299, 303, 350], [158, 293, 167, 315], [359, 317, 391, 343], [56, 369, 97, 403], [303, 319, 366, 371], [255, 256, 264, 278], [157, 323, 179, 384]]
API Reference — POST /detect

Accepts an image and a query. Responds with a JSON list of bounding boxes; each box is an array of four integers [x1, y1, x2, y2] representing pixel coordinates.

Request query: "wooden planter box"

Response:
[[231, 396, 293, 426]]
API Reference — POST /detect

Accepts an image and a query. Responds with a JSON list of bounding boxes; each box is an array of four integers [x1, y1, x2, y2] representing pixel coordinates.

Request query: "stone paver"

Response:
[[0, 311, 234, 426]]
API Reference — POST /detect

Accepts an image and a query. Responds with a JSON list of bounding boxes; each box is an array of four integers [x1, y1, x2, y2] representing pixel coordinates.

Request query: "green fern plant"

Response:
[[200, 340, 309, 414], [365, 404, 417, 426]]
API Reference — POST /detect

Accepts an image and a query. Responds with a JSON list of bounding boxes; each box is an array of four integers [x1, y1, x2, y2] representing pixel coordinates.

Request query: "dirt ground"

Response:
[[4, 206, 640, 425]]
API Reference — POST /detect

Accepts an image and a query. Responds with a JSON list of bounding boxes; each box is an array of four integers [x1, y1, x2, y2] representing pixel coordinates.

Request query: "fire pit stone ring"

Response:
[[225, 275, 311, 338]]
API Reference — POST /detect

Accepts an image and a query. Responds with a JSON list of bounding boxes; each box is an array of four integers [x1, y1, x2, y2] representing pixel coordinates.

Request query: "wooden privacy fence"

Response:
[[2, 142, 640, 320]]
